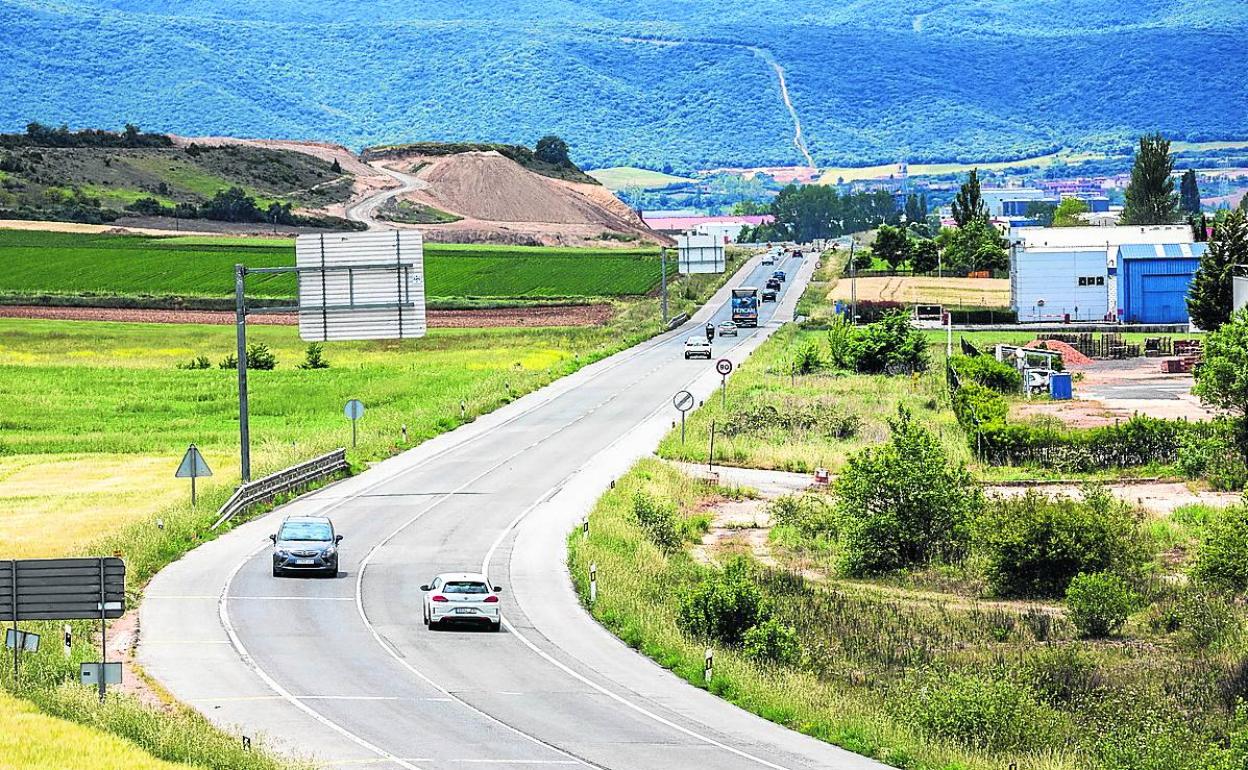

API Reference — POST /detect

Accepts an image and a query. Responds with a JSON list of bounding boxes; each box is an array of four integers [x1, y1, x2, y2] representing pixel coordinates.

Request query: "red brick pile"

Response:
[[1025, 339, 1094, 366]]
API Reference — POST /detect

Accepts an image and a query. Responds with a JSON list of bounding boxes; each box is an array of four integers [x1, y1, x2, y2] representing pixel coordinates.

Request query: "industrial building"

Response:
[[1010, 225, 1202, 323]]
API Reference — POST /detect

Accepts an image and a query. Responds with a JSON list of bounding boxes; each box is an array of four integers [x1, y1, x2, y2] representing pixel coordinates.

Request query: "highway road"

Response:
[[140, 252, 887, 770]]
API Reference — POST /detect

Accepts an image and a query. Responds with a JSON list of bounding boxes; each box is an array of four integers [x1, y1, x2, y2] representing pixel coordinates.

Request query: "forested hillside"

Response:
[[2, 0, 1244, 171]]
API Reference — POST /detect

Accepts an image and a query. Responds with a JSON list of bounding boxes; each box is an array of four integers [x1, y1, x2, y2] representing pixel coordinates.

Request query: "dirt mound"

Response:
[[386, 151, 669, 247], [1027, 339, 1094, 366]]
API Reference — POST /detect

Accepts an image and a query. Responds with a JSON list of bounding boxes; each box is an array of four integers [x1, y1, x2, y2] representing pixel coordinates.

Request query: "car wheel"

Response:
[[272, 564, 282, 578], [423, 607, 429, 626], [489, 620, 502, 633]]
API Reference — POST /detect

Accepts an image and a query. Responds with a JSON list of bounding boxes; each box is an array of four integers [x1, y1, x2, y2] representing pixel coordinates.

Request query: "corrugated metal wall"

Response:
[[1012, 249, 1109, 322], [1118, 256, 1199, 323]]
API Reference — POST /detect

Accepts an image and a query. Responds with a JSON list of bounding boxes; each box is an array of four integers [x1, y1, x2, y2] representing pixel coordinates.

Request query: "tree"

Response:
[[732, 200, 767, 216], [910, 238, 940, 273], [122, 123, 140, 147], [1188, 209, 1248, 332], [1051, 197, 1090, 227], [1194, 308, 1248, 463], [941, 219, 1008, 273], [1121, 133, 1178, 225], [330, 158, 343, 174], [534, 135, 571, 167], [834, 407, 981, 575], [1025, 200, 1058, 227], [904, 193, 924, 225], [952, 168, 987, 227], [199, 187, 261, 222], [873, 224, 909, 270], [1180, 168, 1201, 216]]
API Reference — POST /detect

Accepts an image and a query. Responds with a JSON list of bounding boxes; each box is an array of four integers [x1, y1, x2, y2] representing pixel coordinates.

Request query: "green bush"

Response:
[[834, 408, 981, 575], [769, 493, 836, 538], [902, 672, 1056, 752], [974, 487, 1148, 598], [176, 355, 210, 370], [1022, 645, 1103, 706], [792, 339, 825, 374], [632, 491, 683, 554], [950, 354, 1021, 393], [1177, 419, 1248, 491], [976, 415, 1201, 471], [246, 342, 277, 370], [1066, 572, 1138, 638], [742, 617, 800, 665], [677, 558, 770, 645], [1192, 504, 1248, 593], [851, 311, 929, 374], [951, 382, 1008, 427], [297, 342, 330, 370]]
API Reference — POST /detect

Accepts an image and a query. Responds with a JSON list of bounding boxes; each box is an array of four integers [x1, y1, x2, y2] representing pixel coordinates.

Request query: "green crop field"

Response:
[[0, 230, 664, 300]]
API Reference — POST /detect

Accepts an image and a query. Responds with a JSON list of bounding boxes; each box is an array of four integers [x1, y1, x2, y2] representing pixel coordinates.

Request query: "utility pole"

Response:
[[660, 247, 669, 325], [234, 265, 251, 483], [849, 240, 857, 324]]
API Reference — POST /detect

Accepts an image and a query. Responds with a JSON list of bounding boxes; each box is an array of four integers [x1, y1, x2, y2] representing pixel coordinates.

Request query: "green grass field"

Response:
[[587, 166, 693, 190], [0, 230, 664, 300]]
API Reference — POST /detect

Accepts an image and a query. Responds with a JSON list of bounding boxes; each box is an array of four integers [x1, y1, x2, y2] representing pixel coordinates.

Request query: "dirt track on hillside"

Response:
[[0, 304, 614, 328]]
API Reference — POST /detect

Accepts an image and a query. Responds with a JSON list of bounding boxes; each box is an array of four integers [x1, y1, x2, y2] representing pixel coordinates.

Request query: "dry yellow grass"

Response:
[[831, 276, 1010, 307], [0, 693, 196, 770]]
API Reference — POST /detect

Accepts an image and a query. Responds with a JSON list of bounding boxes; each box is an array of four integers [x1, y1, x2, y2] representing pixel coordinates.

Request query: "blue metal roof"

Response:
[[1118, 242, 1208, 260]]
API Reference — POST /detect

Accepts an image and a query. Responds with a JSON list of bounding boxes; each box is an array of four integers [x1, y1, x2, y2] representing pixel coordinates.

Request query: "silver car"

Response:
[[421, 572, 502, 631], [717, 321, 739, 337]]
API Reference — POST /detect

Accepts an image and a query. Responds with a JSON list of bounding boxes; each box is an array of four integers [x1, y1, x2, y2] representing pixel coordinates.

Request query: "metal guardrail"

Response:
[[666, 313, 690, 330], [211, 449, 350, 530]]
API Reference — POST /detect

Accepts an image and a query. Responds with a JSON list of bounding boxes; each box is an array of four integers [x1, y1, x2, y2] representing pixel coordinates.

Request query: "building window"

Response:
[[1078, 277, 1088, 286], [1096, 276, 1105, 286]]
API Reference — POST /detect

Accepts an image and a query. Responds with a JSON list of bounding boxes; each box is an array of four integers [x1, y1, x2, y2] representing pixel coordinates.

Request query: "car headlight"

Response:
[[322, 547, 337, 558], [275, 549, 290, 558]]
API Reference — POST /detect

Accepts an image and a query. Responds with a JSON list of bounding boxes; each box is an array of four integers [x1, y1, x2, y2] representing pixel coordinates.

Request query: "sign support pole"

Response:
[[10, 560, 17, 685], [98, 557, 106, 702], [235, 265, 252, 483], [660, 248, 668, 325], [680, 411, 686, 444], [708, 421, 716, 473]]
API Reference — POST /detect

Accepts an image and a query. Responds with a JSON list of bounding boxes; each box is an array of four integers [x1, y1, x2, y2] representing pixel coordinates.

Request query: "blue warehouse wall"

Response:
[[1013, 249, 1109, 322], [1118, 255, 1201, 324]]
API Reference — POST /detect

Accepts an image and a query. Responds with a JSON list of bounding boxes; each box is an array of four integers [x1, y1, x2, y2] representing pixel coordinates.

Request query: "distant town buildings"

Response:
[[642, 213, 774, 241]]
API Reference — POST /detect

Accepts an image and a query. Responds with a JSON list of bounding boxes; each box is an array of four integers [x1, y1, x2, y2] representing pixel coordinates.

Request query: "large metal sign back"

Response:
[[676, 233, 726, 275], [0, 558, 125, 621], [296, 230, 426, 342]]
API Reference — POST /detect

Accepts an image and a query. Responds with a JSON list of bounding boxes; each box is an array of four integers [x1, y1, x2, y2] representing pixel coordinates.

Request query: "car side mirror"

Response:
[[335, 534, 343, 543], [493, 586, 503, 593], [269, 534, 276, 543], [419, 585, 430, 592]]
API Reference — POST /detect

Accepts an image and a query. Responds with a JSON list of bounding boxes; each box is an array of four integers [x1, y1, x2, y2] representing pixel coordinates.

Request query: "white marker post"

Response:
[[945, 310, 952, 359], [589, 563, 598, 605], [582, 516, 589, 540], [704, 647, 713, 684]]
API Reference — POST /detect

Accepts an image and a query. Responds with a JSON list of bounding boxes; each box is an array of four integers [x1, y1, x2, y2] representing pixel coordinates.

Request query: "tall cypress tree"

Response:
[[1121, 133, 1178, 225], [1188, 209, 1248, 331], [1179, 169, 1201, 216], [952, 168, 987, 227]]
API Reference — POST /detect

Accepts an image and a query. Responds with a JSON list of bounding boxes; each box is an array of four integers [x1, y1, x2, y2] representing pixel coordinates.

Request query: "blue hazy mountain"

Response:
[[2, 0, 1244, 171]]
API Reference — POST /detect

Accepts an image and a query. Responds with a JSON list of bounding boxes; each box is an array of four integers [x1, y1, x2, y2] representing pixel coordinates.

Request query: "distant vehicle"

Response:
[[717, 320, 739, 337], [420, 572, 502, 631], [765, 278, 781, 291], [761, 253, 775, 265], [684, 336, 713, 359], [761, 289, 777, 302], [772, 270, 786, 282], [705, 321, 715, 342], [731, 287, 759, 327], [270, 515, 342, 577]]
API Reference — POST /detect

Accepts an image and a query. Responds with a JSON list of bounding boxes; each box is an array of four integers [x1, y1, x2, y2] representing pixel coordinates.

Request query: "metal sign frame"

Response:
[[676, 233, 726, 275]]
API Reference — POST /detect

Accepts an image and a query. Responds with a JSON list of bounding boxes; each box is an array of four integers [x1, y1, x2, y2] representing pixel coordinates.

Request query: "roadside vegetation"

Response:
[[585, 264, 1248, 769]]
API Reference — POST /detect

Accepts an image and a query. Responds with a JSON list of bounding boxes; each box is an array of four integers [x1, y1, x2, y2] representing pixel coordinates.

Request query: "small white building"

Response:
[[1234, 269, 1248, 314]]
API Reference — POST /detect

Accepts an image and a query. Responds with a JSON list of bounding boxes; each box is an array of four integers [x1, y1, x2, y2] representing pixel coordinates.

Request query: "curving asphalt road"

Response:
[[140, 252, 888, 770], [344, 162, 427, 229]]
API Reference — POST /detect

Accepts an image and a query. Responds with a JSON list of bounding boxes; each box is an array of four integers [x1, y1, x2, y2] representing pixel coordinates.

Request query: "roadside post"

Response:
[[175, 444, 212, 507], [944, 310, 952, 359], [704, 647, 713, 684], [708, 421, 717, 473], [344, 399, 365, 448], [63, 624, 71, 658], [716, 359, 733, 408], [848, 240, 857, 324], [582, 516, 589, 540], [589, 563, 598, 605], [660, 248, 669, 325], [672, 390, 694, 443]]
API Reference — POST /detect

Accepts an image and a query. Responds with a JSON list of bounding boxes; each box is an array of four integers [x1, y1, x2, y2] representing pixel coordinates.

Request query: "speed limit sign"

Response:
[[715, 359, 733, 376]]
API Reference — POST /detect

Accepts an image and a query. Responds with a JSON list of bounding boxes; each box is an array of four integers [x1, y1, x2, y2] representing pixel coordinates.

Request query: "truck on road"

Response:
[[731, 287, 759, 327]]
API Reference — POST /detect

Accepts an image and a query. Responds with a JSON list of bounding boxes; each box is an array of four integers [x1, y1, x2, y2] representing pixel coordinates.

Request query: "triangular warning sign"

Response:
[[175, 445, 212, 478]]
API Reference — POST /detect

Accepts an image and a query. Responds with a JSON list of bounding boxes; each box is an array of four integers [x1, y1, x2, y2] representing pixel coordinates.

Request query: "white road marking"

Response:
[[142, 639, 231, 645], [228, 596, 355, 601]]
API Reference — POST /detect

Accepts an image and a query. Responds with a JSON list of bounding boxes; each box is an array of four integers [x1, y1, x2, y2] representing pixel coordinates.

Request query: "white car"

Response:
[[420, 572, 502, 631], [684, 337, 712, 359]]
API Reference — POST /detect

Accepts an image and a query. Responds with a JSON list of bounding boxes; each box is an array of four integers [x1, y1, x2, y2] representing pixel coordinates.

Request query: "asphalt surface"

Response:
[[140, 253, 888, 770]]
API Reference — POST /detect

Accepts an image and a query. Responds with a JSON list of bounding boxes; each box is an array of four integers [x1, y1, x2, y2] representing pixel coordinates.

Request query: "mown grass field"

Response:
[[0, 229, 664, 300]]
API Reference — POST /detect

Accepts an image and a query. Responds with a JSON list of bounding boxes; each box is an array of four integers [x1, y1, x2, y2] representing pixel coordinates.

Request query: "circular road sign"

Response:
[[344, 399, 365, 420], [715, 358, 733, 376], [672, 390, 695, 413]]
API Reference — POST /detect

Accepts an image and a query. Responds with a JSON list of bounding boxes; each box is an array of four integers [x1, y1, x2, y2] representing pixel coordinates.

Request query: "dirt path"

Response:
[[748, 46, 816, 170], [0, 304, 614, 328], [343, 161, 428, 229]]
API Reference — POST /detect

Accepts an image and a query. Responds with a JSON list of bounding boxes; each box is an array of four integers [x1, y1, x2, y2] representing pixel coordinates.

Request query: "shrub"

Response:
[[850, 311, 929, 374], [834, 408, 981, 575], [742, 617, 800, 665], [218, 353, 236, 369], [1023, 645, 1103, 705], [792, 339, 825, 374], [974, 486, 1149, 598], [975, 414, 1201, 471], [246, 342, 277, 370], [950, 354, 1021, 393], [297, 342, 330, 370], [1177, 419, 1248, 491], [632, 492, 683, 554], [768, 494, 836, 538], [1192, 504, 1248, 592], [678, 558, 770, 645], [903, 672, 1056, 752], [1066, 572, 1138, 638], [176, 355, 210, 370], [951, 382, 1008, 427]]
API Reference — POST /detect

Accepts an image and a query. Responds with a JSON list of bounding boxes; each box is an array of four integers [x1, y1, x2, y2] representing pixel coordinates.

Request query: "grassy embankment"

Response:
[[0, 230, 667, 307], [0, 240, 749, 768], [573, 256, 1247, 769]]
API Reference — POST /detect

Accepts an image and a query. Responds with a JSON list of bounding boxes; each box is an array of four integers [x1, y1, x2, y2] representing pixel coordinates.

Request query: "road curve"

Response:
[[140, 254, 888, 770], [344, 162, 428, 229]]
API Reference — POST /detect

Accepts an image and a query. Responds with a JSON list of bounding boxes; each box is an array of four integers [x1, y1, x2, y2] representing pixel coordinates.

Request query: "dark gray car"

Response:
[[271, 515, 342, 577]]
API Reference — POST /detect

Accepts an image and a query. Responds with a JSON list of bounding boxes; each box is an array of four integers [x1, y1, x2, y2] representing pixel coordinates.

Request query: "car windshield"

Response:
[[278, 521, 333, 541], [442, 581, 489, 594], [687, 338, 704, 345]]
